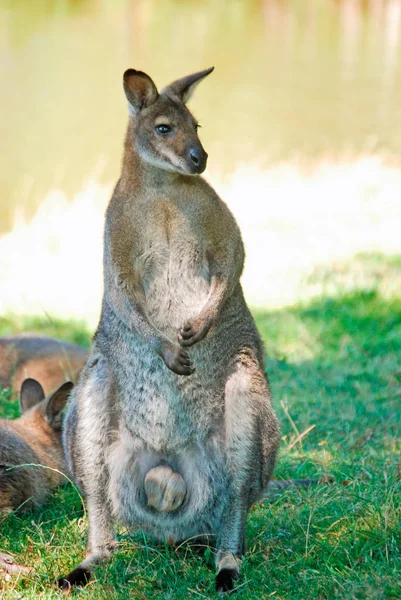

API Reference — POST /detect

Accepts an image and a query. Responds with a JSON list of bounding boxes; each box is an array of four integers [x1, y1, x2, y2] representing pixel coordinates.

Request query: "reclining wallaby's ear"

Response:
[[46, 381, 74, 429], [123, 69, 159, 115], [162, 67, 214, 103], [20, 378, 45, 413]]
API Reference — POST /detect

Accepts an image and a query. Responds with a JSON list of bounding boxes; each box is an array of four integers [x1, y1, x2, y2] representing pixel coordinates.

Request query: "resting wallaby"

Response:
[[0, 379, 72, 513], [59, 67, 280, 593], [0, 335, 88, 397]]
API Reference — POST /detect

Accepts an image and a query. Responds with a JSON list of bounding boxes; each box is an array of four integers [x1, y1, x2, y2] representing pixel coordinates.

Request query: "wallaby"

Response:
[[0, 335, 88, 397], [0, 378, 72, 513], [58, 67, 280, 593]]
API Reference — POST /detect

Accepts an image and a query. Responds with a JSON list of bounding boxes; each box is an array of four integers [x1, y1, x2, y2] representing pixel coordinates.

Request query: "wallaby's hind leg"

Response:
[[58, 355, 116, 590], [215, 351, 279, 593]]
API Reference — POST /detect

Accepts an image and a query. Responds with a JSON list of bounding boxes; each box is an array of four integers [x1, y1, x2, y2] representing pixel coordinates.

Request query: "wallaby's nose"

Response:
[[189, 150, 200, 166], [189, 147, 208, 174]]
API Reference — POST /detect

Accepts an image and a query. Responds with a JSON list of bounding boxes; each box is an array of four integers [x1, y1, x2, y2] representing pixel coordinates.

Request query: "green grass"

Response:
[[1, 254, 400, 599], [0, 314, 92, 349]]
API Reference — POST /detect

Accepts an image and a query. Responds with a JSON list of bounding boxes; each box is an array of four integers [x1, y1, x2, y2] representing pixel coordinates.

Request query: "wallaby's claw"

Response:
[[162, 343, 195, 376], [57, 567, 91, 591], [179, 318, 211, 347]]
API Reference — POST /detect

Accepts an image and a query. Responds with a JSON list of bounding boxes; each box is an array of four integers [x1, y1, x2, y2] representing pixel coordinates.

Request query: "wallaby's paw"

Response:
[[215, 568, 238, 593], [58, 567, 91, 592], [162, 343, 195, 376], [179, 317, 211, 347]]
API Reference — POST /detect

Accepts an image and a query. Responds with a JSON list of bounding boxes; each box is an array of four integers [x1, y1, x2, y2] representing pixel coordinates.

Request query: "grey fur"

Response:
[[60, 67, 280, 591]]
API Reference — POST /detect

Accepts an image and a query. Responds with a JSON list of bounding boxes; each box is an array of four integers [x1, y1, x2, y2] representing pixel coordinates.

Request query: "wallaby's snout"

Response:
[[123, 67, 213, 176]]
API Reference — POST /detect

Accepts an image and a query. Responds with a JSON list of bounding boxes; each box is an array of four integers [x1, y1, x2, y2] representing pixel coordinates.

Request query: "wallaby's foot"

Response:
[[57, 542, 117, 592], [58, 567, 91, 591], [215, 568, 239, 593], [179, 317, 212, 347], [161, 342, 195, 376], [215, 552, 240, 594]]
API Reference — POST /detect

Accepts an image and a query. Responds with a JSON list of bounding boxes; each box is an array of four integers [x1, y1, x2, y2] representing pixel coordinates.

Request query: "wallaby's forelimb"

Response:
[[179, 249, 243, 347], [105, 243, 194, 376], [179, 274, 228, 347]]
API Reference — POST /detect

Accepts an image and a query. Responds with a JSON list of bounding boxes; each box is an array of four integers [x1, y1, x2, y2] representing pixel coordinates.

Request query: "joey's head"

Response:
[[19, 378, 73, 440], [123, 67, 214, 175]]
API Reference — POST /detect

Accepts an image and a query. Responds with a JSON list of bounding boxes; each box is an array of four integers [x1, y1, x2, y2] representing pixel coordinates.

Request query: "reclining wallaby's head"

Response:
[[123, 67, 214, 175], [0, 379, 73, 514], [18, 378, 73, 440]]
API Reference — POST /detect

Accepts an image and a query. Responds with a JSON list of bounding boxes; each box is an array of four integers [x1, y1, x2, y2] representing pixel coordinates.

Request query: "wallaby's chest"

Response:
[[136, 200, 207, 270], [134, 199, 210, 328]]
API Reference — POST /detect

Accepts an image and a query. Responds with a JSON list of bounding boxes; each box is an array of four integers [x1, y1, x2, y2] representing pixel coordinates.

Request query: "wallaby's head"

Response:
[[19, 378, 73, 435], [123, 67, 214, 175]]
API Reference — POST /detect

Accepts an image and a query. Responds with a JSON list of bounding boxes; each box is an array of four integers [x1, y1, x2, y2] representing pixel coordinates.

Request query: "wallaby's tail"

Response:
[[144, 465, 186, 513], [266, 476, 334, 495]]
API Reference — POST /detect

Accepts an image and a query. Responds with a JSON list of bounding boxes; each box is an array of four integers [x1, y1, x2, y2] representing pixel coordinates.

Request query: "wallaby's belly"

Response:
[[97, 288, 261, 452], [110, 333, 224, 448], [107, 426, 227, 541], [97, 312, 229, 539]]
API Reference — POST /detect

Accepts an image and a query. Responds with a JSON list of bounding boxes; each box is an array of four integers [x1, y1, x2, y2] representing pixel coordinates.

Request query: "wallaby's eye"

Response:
[[155, 124, 172, 135]]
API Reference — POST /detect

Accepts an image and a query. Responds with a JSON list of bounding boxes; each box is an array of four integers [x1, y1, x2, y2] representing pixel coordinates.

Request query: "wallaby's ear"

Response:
[[20, 378, 45, 413], [123, 69, 159, 115], [45, 381, 73, 430], [162, 67, 214, 104]]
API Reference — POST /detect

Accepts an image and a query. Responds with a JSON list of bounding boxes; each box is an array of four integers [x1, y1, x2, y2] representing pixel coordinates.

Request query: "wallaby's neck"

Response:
[[120, 120, 182, 192], [17, 412, 56, 441]]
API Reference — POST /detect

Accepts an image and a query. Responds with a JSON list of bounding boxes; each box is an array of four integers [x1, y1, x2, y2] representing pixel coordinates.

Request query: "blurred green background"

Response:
[[1, 0, 401, 324], [2, 0, 401, 226]]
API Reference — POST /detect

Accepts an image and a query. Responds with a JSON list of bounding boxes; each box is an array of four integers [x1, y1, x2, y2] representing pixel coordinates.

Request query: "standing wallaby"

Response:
[[0, 379, 72, 513], [0, 335, 88, 397], [58, 67, 280, 593]]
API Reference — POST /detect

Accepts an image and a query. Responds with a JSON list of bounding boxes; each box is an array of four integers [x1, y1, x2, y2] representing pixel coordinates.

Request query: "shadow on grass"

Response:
[[254, 289, 401, 474], [0, 286, 400, 598]]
